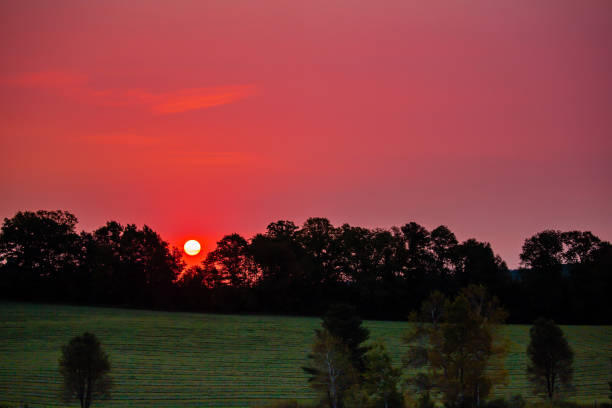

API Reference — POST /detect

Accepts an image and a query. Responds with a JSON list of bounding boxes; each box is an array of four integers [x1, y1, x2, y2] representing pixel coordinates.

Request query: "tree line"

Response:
[[1, 210, 611, 324]]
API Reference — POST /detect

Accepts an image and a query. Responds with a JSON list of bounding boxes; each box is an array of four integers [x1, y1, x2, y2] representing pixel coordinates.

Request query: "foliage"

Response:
[[58, 332, 112, 408], [85, 221, 184, 307], [0, 212, 184, 307], [526, 318, 574, 403], [0, 210, 80, 300], [453, 239, 510, 293], [303, 329, 358, 408], [361, 342, 403, 408], [518, 230, 610, 323], [403, 285, 509, 407], [204, 233, 259, 287]]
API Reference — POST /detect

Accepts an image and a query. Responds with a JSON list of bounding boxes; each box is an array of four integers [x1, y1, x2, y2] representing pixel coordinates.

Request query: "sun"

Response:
[[183, 239, 201, 256]]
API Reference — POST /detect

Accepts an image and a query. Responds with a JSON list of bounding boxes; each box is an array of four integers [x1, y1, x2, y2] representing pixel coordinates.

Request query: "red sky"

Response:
[[1, 0, 611, 268]]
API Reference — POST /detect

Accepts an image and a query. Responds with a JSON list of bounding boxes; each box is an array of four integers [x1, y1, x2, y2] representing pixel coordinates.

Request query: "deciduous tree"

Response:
[[361, 342, 403, 408], [0, 210, 80, 300], [59, 332, 112, 408], [526, 318, 574, 403], [303, 329, 357, 408], [204, 233, 259, 287], [403, 285, 508, 408], [87, 222, 184, 306]]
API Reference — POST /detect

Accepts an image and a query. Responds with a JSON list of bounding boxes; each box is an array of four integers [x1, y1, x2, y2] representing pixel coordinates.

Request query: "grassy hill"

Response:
[[0, 302, 610, 407]]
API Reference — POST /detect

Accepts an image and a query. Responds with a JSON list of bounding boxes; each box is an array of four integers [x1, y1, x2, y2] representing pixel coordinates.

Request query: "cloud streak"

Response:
[[139, 86, 257, 114], [1, 71, 256, 114]]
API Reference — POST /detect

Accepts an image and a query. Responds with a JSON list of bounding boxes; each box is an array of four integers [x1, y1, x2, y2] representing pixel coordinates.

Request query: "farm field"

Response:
[[0, 302, 610, 407]]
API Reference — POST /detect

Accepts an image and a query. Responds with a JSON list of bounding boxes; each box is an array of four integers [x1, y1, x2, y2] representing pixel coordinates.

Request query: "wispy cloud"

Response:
[[2, 71, 257, 113], [137, 86, 257, 114], [92, 85, 257, 114]]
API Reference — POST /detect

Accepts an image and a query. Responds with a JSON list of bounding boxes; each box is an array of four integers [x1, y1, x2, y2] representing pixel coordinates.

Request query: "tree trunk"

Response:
[[85, 377, 92, 408]]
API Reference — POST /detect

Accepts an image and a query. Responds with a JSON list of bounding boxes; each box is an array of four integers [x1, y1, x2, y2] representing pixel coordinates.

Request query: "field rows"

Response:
[[1, 302, 611, 407]]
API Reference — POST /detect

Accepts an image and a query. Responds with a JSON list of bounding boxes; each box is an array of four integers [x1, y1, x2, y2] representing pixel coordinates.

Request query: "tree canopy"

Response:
[[59, 332, 112, 408], [403, 285, 508, 407], [0, 210, 80, 300], [526, 318, 574, 403], [303, 329, 357, 408]]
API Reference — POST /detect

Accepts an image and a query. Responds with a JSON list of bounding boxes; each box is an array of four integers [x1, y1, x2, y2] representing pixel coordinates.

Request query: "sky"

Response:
[[1, 0, 611, 268]]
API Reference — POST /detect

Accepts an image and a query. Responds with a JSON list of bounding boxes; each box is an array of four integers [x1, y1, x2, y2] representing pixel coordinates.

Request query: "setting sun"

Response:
[[183, 239, 201, 256]]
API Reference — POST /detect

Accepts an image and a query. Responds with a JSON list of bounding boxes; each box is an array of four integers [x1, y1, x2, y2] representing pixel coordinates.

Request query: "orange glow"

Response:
[[183, 240, 201, 256]]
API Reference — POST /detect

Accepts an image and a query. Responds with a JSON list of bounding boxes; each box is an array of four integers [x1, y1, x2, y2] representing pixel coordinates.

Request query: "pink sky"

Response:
[[1, 0, 611, 267]]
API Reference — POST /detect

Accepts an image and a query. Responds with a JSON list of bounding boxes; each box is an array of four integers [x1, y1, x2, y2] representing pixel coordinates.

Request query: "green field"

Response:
[[0, 302, 610, 407]]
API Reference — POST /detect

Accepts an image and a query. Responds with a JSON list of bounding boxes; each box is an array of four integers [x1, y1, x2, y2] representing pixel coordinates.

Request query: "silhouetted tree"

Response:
[[394, 222, 437, 307], [519, 230, 566, 320], [204, 233, 258, 288], [430, 225, 458, 276], [265, 220, 299, 240], [250, 233, 305, 312], [336, 224, 375, 285], [0, 210, 80, 300], [85, 222, 183, 307], [566, 241, 612, 323], [174, 264, 221, 310], [521, 230, 565, 271], [297, 217, 340, 287], [519, 230, 610, 323], [561, 230, 603, 264], [400, 222, 434, 275], [453, 239, 510, 293], [526, 318, 574, 404], [59, 332, 112, 408]]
